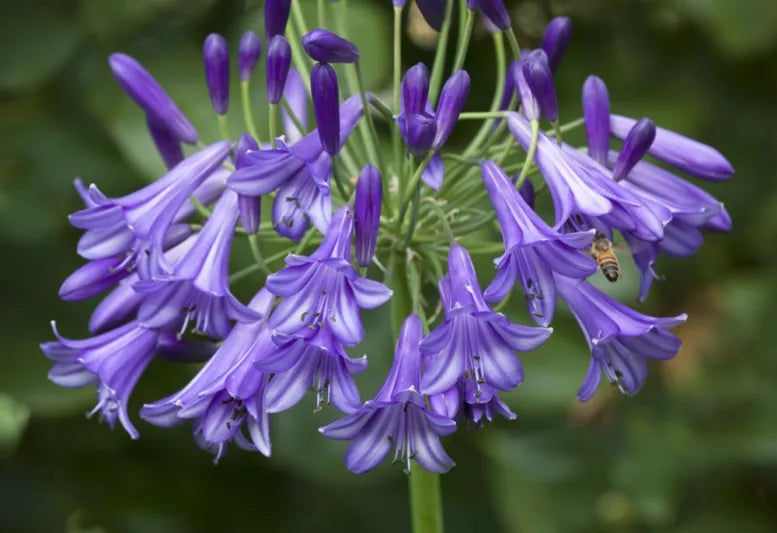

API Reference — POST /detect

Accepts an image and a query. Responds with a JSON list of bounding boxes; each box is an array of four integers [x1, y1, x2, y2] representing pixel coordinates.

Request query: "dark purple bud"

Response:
[[146, 115, 183, 169], [399, 113, 437, 157], [238, 31, 262, 81], [433, 70, 470, 149], [540, 17, 572, 72], [203, 33, 230, 114], [311, 63, 341, 155], [302, 29, 360, 64], [265, 0, 292, 40], [266, 35, 292, 104], [513, 58, 539, 121], [518, 178, 535, 208], [522, 50, 558, 122], [354, 164, 382, 267], [477, 0, 511, 31], [402, 63, 430, 115], [416, 0, 447, 31], [109, 53, 198, 144], [612, 118, 656, 180], [499, 61, 519, 111], [235, 133, 262, 233], [582, 75, 610, 165]]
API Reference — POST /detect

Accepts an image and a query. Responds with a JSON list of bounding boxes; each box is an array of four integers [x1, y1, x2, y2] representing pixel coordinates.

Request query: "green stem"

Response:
[[287, 5, 312, 88], [317, 0, 326, 27], [427, 0, 455, 106], [354, 63, 386, 177], [505, 28, 522, 60], [426, 199, 455, 243], [331, 155, 350, 200], [247, 234, 272, 275], [451, 6, 474, 73], [240, 80, 260, 141], [400, 151, 434, 206], [281, 97, 307, 136], [400, 183, 421, 248], [515, 120, 539, 187], [393, 6, 403, 185], [269, 103, 280, 149], [457, 111, 509, 120], [218, 114, 230, 141], [409, 468, 444, 533]]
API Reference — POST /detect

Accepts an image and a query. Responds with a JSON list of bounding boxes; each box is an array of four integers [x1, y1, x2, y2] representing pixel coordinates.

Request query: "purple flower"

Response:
[[512, 56, 540, 121], [311, 62, 341, 155], [69, 142, 231, 278], [88, 272, 145, 333], [281, 68, 308, 143], [429, 379, 516, 428], [517, 178, 535, 208], [507, 112, 611, 227], [302, 29, 360, 63], [555, 274, 686, 401], [238, 30, 262, 81], [257, 327, 367, 414], [399, 113, 437, 157], [416, 0, 447, 31], [480, 160, 596, 326], [265, 206, 392, 345], [473, 0, 511, 31], [433, 70, 470, 149], [610, 114, 734, 181], [611, 117, 655, 180], [141, 289, 276, 461], [228, 95, 365, 239], [58, 256, 131, 302], [41, 321, 172, 438], [146, 115, 183, 169], [521, 50, 558, 122], [420, 244, 552, 398], [235, 133, 261, 234], [203, 33, 230, 114], [266, 35, 292, 105], [354, 164, 382, 267], [109, 53, 198, 144], [320, 314, 457, 474], [135, 189, 261, 339], [540, 17, 572, 72], [582, 75, 610, 165], [265, 0, 292, 40]]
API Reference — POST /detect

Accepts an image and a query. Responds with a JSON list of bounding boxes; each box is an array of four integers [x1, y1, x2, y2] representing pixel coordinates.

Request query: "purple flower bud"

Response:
[[518, 178, 535, 208], [302, 29, 360, 64], [109, 53, 198, 144], [311, 63, 341, 155], [477, 0, 511, 31], [540, 16, 572, 72], [401, 63, 430, 115], [582, 75, 610, 165], [416, 0, 447, 31], [612, 117, 655, 180], [399, 113, 437, 157], [235, 133, 262, 233], [238, 31, 262, 81], [203, 33, 230, 114], [433, 70, 470, 149], [146, 115, 183, 169], [266, 35, 291, 104], [513, 57, 539, 121], [354, 164, 382, 267], [265, 0, 292, 40], [522, 50, 558, 122]]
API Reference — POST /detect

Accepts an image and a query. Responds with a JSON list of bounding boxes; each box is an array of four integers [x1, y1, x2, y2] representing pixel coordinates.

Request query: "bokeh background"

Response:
[[2, 0, 776, 531]]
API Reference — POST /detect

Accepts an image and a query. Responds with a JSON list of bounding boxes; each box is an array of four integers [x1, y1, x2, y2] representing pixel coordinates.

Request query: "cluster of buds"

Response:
[[43, 0, 732, 475]]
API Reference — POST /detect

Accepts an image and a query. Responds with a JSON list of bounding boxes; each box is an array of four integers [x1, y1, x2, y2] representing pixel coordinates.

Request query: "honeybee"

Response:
[[590, 231, 620, 282]]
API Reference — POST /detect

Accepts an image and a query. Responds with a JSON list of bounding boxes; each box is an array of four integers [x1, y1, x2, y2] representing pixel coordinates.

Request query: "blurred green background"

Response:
[[1, 0, 776, 531]]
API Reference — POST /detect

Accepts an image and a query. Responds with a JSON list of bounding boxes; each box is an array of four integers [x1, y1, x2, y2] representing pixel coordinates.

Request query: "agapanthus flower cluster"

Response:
[[43, 0, 732, 478]]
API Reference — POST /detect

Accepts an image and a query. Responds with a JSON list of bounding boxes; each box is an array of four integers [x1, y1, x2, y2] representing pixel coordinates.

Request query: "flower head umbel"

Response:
[[480, 161, 596, 326], [556, 275, 687, 401], [420, 245, 552, 399], [265, 206, 392, 345], [141, 289, 276, 461], [320, 314, 456, 474]]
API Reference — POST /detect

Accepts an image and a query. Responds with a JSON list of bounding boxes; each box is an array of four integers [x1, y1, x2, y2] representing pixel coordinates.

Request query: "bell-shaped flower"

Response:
[[555, 274, 686, 401], [202, 33, 230, 114], [141, 289, 276, 461], [302, 29, 360, 63], [238, 30, 262, 81], [265, 206, 392, 346], [480, 161, 596, 326], [320, 314, 457, 474], [428, 378, 516, 428], [135, 189, 261, 339], [420, 245, 552, 398], [257, 327, 367, 414], [540, 17, 572, 72]]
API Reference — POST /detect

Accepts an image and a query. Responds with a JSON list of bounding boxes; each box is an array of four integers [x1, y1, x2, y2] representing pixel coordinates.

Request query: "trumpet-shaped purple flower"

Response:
[[265, 206, 392, 345], [135, 189, 261, 339], [540, 17, 572, 72], [141, 289, 276, 461], [41, 320, 176, 438], [429, 378, 516, 427], [202, 33, 230, 114], [320, 314, 456, 474], [311, 62, 341, 155], [302, 29, 360, 63], [480, 161, 596, 326], [555, 274, 686, 401], [69, 142, 231, 278], [257, 327, 367, 414], [420, 245, 552, 397], [238, 31, 262, 81], [266, 35, 292, 104], [354, 164, 382, 267], [228, 94, 365, 239]]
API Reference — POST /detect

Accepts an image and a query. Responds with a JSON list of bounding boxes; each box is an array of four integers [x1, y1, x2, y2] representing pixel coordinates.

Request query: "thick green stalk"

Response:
[[240, 80, 260, 141], [427, 0, 455, 106], [218, 114, 230, 141], [393, 6, 403, 186], [288, 4, 312, 88], [409, 469, 444, 533]]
